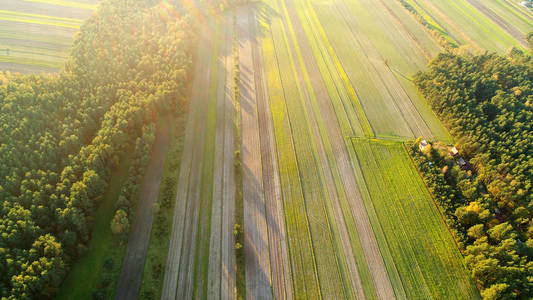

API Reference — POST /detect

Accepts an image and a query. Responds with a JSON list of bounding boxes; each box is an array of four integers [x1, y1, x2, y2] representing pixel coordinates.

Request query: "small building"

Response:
[[449, 146, 459, 156], [419, 140, 429, 152], [458, 157, 468, 170]]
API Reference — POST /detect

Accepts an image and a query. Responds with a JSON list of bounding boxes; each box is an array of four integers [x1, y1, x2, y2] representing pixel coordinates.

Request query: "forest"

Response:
[[0, 0, 192, 298], [412, 49, 533, 299]]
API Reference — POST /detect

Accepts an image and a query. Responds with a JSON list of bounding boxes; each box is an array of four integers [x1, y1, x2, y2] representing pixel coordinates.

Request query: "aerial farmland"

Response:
[[0, 0, 97, 73], [0, 0, 531, 299]]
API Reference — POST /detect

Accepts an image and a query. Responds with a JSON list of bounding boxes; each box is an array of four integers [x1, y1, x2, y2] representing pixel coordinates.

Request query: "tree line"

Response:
[[0, 0, 192, 298], [412, 49, 532, 299]]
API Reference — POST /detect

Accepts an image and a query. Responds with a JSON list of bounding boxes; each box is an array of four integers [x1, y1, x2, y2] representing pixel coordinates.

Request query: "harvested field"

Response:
[[160, 14, 240, 299], [238, 6, 273, 298]]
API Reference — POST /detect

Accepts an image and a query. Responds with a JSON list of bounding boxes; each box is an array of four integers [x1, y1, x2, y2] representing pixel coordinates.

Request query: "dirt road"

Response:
[[114, 118, 170, 300]]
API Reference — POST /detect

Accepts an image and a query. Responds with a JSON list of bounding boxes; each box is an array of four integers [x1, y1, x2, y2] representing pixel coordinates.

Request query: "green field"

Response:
[[0, 0, 97, 73], [405, 0, 526, 51], [43, 0, 529, 298], [350, 138, 480, 299]]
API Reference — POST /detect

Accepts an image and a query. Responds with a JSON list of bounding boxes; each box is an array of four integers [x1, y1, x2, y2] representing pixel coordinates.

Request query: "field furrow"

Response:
[[220, 15, 237, 300], [207, 17, 230, 299], [250, 9, 294, 300], [412, 0, 522, 51], [258, 10, 320, 298], [465, 0, 528, 47]]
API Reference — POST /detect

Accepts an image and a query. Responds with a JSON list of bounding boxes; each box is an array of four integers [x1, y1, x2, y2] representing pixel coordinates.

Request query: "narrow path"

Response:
[[114, 118, 170, 300], [160, 24, 213, 299], [249, 7, 293, 300], [237, 5, 273, 299]]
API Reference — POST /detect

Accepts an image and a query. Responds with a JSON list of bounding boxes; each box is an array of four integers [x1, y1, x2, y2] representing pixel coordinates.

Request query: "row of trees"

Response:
[[111, 124, 156, 236], [412, 49, 532, 298], [0, 0, 192, 298]]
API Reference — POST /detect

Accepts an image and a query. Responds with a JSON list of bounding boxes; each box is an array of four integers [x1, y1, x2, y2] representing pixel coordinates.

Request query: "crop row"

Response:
[[277, 0, 384, 298], [351, 139, 479, 299], [260, 0, 355, 296], [411, 0, 519, 52]]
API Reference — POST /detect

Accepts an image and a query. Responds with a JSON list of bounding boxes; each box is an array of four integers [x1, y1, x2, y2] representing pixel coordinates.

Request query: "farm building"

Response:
[[419, 140, 429, 152], [458, 157, 468, 170], [450, 146, 459, 156]]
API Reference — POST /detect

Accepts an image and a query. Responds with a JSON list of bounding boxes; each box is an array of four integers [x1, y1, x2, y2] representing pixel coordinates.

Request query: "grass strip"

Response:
[[138, 115, 187, 299], [192, 23, 223, 298], [55, 152, 133, 300]]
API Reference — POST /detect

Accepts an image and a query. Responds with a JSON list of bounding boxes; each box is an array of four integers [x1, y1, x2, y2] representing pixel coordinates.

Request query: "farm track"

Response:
[[249, 8, 293, 300], [161, 23, 213, 299], [237, 6, 273, 299], [465, 0, 528, 47], [114, 117, 170, 300]]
